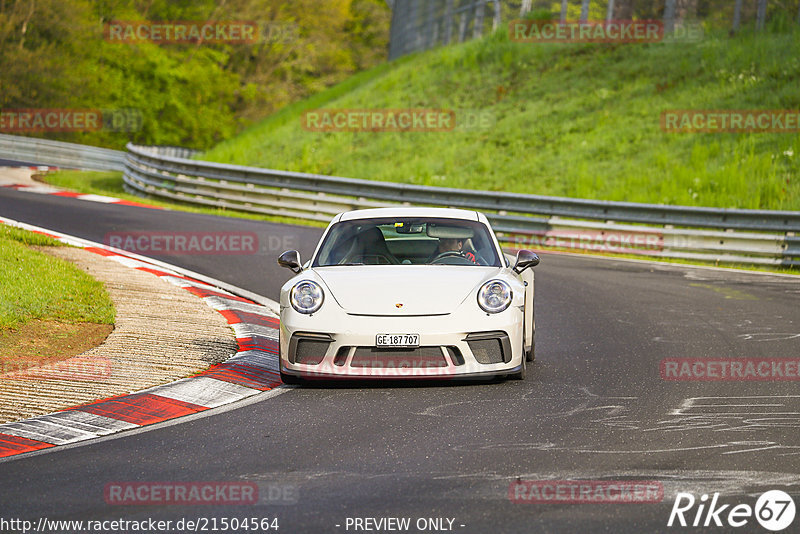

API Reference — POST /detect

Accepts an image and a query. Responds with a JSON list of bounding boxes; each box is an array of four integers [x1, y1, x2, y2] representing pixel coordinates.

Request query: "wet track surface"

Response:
[[1, 187, 799, 533]]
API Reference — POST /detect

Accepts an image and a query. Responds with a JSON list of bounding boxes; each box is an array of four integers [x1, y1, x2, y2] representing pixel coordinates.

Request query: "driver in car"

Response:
[[428, 237, 478, 264]]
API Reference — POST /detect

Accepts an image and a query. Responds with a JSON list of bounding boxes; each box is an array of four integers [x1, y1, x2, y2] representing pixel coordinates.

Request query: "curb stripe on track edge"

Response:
[[0, 219, 283, 459]]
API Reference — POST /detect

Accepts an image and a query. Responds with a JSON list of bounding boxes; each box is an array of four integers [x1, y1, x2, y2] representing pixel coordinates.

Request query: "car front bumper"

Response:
[[279, 306, 525, 380]]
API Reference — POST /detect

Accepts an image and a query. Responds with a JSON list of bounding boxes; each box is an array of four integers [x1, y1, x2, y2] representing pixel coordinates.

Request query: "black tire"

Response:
[[524, 295, 535, 362]]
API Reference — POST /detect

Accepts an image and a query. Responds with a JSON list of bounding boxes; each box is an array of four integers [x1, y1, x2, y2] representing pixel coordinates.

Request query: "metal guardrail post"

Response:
[[0, 134, 126, 171]]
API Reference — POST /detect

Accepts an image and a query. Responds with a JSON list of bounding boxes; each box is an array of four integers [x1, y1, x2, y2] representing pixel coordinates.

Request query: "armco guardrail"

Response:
[[0, 134, 126, 171], [1, 134, 796, 267], [122, 144, 800, 267]]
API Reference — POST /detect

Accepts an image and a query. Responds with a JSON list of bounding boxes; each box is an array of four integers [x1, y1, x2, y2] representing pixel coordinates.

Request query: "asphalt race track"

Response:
[[0, 188, 324, 299], [2, 187, 799, 533], [0, 159, 42, 167]]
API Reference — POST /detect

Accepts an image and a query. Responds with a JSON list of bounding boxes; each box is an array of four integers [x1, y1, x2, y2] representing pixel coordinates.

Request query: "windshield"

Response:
[[313, 217, 501, 267]]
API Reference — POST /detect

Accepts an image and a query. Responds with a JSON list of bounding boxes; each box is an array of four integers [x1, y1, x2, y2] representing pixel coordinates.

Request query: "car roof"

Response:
[[338, 207, 482, 222]]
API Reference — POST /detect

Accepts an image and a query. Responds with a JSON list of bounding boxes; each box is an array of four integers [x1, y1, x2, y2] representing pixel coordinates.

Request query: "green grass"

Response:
[[202, 26, 800, 211], [0, 225, 66, 247], [0, 225, 116, 330]]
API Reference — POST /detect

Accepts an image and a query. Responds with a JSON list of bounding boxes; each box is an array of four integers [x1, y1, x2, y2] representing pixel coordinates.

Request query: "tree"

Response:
[[756, 0, 767, 30], [0, 0, 99, 108], [0, 0, 390, 148], [664, 0, 677, 33], [580, 0, 590, 22], [732, 0, 742, 32], [474, 0, 485, 39]]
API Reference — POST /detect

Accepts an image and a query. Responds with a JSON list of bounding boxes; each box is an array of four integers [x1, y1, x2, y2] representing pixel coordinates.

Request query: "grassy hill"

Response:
[[202, 26, 799, 211]]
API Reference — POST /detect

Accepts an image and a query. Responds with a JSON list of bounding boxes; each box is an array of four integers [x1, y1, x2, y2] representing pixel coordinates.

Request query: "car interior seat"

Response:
[[340, 227, 400, 265]]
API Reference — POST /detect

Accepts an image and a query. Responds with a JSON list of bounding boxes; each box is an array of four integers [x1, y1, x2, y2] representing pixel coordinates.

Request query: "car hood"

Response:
[[314, 266, 501, 316]]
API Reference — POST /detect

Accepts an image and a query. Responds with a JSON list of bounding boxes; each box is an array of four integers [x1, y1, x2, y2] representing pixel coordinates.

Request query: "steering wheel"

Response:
[[429, 251, 476, 265]]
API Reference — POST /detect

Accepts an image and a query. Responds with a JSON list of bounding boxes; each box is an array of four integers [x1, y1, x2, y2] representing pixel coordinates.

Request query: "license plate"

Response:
[[376, 333, 420, 348]]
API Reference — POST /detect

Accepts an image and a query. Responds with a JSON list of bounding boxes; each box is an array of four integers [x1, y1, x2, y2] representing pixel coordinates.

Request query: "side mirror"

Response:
[[513, 249, 540, 273], [278, 250, 303, 274]]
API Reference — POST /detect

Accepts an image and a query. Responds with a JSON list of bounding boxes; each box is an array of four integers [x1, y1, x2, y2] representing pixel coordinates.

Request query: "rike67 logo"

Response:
[[668, 490, 796, 531]]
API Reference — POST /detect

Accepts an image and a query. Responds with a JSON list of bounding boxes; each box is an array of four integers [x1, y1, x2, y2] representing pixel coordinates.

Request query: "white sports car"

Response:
[[277, 207, 539, 382]]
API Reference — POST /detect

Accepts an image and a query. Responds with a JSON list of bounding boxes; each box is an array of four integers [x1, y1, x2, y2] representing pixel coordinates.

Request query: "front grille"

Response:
[[466, 332, 511, 364], [350, 347, 447, 368], [289, 333, 332, 365], [333, 346, 350, 366], [468, 339, 504, 364], [446, 346, 465, 366]]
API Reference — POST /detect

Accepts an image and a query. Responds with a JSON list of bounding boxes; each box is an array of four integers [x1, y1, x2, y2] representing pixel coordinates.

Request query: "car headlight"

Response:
[[290, 280, 324, 314], [477, 280, 512, 313]]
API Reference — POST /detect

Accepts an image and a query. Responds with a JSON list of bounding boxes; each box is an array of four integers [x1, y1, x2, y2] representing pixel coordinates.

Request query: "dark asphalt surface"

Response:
[[0, 158, 40, 167], [1, 187, 799, 534], [0, 187, 323, 299]]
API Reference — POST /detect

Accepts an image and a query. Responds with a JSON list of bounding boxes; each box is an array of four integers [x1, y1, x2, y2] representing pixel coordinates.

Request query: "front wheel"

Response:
[[526, 337, 535, 362]]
